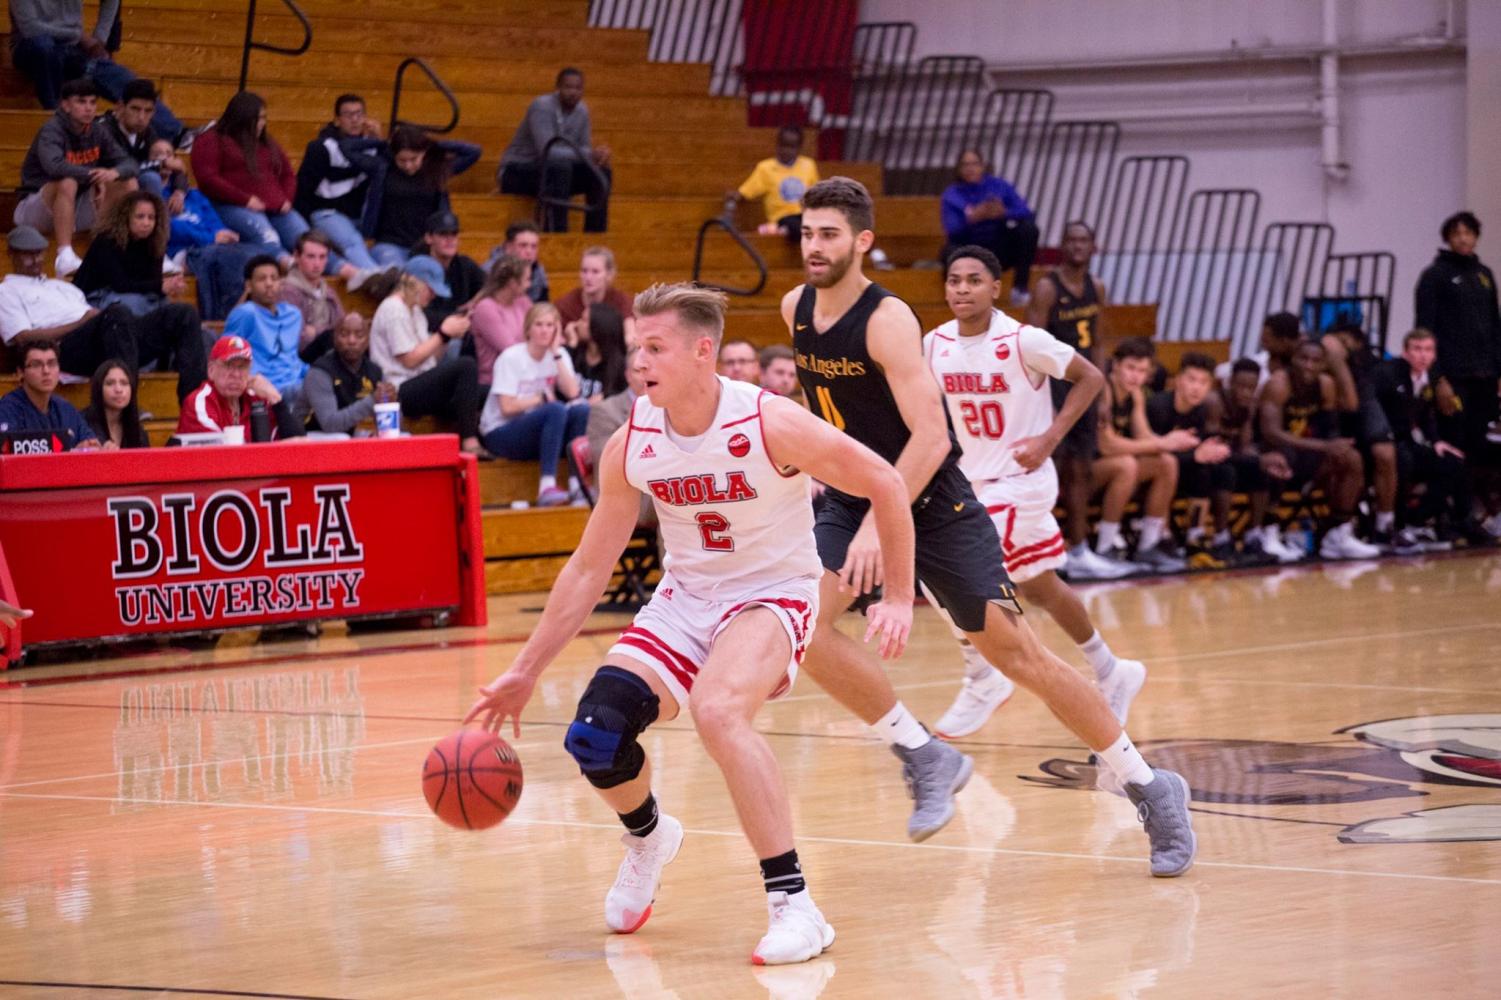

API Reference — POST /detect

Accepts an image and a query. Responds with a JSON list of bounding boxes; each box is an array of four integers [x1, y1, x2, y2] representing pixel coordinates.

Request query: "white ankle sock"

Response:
[[1138, 516, 1166, 552], [1079, 630, 1116, 682], [873, 702, 930, 750], [1096, 731, 1155, 787], [538, 474, 557, 493], [1213, 530, 1231, 547], [1095, 521, 1121, 553], [957, 637, 994, 682], [1375, 511, 1395, 533]]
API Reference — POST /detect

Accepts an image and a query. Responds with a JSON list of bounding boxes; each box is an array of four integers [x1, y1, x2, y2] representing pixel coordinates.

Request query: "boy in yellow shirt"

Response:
[[727, 126, 819, 240]]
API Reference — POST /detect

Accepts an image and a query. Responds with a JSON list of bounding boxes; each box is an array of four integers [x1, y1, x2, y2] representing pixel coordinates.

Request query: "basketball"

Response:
[[422, 729, 524, 831]]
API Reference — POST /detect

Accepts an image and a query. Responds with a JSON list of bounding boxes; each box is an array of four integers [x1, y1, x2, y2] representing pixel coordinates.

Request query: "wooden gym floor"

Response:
[[1, 553, 1499, 998]]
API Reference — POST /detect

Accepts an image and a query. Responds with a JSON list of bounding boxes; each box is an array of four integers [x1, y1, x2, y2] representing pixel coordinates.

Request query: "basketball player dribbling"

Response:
[[923, 244, 1149, 738], [465, 283, 918, 964], [785, 178, 1196, 875]]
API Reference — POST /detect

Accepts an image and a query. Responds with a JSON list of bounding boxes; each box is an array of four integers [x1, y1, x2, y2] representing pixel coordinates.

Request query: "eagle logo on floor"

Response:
[[1026, 713, 1501, 843]]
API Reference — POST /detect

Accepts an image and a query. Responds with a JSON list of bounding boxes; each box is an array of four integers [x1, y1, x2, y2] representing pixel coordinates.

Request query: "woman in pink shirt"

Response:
[[468, 254, 532, 385]]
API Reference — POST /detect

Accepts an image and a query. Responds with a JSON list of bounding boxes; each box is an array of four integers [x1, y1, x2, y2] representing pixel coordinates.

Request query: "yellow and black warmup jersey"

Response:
[[1283, 380, 1325, 438], [1108, 384, 1135, 438]]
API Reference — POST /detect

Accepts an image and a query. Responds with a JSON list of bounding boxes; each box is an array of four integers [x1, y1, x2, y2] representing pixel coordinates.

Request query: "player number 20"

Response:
[[696, 512, 734, 551], [959, 400, 1006, 439]]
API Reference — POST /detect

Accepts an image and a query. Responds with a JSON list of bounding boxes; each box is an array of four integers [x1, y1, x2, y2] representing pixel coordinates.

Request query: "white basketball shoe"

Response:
[[934, 667, 1016, 739], [604, 814, 684, 933], [752, 890, 836, 965]]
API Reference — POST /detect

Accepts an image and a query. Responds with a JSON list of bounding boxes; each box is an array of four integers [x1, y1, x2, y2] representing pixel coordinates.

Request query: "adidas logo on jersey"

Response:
[[639, 443, 657, 459]]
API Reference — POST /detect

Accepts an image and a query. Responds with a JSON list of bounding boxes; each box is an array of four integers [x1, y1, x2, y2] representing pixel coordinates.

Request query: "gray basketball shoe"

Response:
[[1125, 768, 1198, 877], [892, 733, 974, 842]]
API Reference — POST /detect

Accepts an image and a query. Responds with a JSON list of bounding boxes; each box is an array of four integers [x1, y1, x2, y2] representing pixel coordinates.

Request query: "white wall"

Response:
[[860, 0, 1470, 348]]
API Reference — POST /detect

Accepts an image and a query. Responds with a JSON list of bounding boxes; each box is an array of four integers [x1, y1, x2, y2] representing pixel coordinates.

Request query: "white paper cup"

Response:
[[374, 401, 401, 439], [221, 424, 246, 445]]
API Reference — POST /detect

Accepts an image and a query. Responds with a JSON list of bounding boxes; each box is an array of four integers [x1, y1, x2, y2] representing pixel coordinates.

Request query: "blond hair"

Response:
[[523, 301, 562, 338], [581, 245, 616, 273], [396, 272, 428, 306], [633, 283, 728, 349]]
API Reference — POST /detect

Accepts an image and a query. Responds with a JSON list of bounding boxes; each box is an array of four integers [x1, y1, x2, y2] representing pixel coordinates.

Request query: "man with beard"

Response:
[[782, 178, 1196, 876]]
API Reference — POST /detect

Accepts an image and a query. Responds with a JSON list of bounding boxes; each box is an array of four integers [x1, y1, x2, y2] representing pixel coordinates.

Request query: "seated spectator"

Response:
[[1374, 328, 1479, 544], [1215, 310, 1301, 390], [192, 92, 312, 272], [727, 125, 818, 240], [155, 138, 279, 322], [496, 67, 611, 233], [479, 301, 586, 505], [1, 224, 204, 400], [586, 343, 654, 524], [279, 230, 346, 364], [225, 255, 308, 407], [178, 335, 297, 439], [366, 125, 481, 269], [97, 79, 165, 197], [573, 301, 628, 401], [718, 339, 761, 384], [0, 339, 97, 449], [82, 357, 149, 448], [304, 313, 394, 434], [940, 149, 1039, 305], [369, 257, 483, 454], [1146, 353, 1235, 567], [1259, 338, 1381, 559], [758, 344, 799, 397], [73, 190, 183, 313], [1095, 338, 1191, 572], [556, 246, 635, 342], [1322, 320, 1400, 546], [486, 221, 549, 302], [12, 77, 137, 276], [469, 254, 532, 386], [417, 211, 487, 332], [10, 0, 183, 141], [293, 94, 391, 289], [1218, 357, 1299, 563]]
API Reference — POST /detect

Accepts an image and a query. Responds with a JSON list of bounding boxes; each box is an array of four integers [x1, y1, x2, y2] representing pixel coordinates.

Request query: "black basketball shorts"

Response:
[[813, 464, 1022, 633], [1050, 377, 1098, 459]]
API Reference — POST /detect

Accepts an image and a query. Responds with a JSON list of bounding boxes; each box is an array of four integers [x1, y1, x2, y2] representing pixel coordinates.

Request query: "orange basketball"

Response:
[[422, 729, 524, 831]]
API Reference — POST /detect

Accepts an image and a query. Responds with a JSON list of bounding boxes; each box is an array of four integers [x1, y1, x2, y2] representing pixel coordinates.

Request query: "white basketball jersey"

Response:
[[623, 377, 822, 600], [924, 309, 1075, 483]]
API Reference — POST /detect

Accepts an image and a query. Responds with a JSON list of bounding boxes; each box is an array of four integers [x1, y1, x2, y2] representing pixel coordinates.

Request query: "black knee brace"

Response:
[[563, 666, 661, 789]]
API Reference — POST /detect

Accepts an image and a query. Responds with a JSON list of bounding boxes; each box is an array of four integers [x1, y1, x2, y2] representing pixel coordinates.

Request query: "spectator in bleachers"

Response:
[[1322, 321, 1401, 547], [726, 125, 818, 240], [1217, 357, 1300, 563], [10, 0, 183, 141], [178, 335, 297, 439], [155, 138, 278, 322], [0, 339, 96, 449], [417, 211, 486, 332], [1146, 353, 1235, 568], [556, 246, 635, 344], [573, 301, 628, 402], [366, 126, 482, 270], [497, 67, 611, 233], [758, 344, 798, 397], [717, 339, 761, 384], [369, 256, 483, 455], [279, 230, 346, 365], [225, 255, 308, 409], [97, 79, 165, 198], [1259, 338, 1381, 560], [585, 343, 655, 524], [293, 94, 392, 291], [1374, 329, 1477, 545], [304, 313, 394, 435], [479, 301, 586, 506], [469, 254, 532, 387], [940, 149, 1039, 306], [13, 77, 137, 277], [82, 358, 149, 449], [485, 222, 549, 303], [1095, 338, 1191, 572]]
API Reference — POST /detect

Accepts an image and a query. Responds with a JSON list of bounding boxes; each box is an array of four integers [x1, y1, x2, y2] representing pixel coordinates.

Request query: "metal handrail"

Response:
[[534, 135, 611, 221], [389, 57, 460, 136], [238, 0, 312, 93], [692, 214, 768, 297]]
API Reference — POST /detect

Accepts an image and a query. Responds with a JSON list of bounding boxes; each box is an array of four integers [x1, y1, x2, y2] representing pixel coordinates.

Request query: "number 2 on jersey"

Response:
[[959, 399, 1006, 439], [696, 512, 734, 551]]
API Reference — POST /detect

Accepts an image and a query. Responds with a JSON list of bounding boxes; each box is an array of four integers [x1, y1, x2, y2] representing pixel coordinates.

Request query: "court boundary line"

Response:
[[3, 790, 1498, 887], [0, 980, 357, 1000]]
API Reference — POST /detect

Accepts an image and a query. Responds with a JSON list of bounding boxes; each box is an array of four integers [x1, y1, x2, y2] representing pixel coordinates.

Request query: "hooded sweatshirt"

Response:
[[1415, 249, 1501, 380], [19, 107, 136, 193]]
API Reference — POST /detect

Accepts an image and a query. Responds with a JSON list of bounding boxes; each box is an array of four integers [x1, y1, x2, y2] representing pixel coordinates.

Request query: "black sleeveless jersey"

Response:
[[792, 282, 962, 475], [1107, 382, 1136, 438], [1283, 379, 1325, 439], [1046, 270, 1101, 360]]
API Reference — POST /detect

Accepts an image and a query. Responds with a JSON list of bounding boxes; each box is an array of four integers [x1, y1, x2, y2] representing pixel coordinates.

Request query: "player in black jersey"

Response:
[[1027, 221, 1136, 580], [1146, 353, 1236, 567], [784, 178, 1195, 874], [1219, 358, 1299, 562], [1259, 339, 1381, 559]]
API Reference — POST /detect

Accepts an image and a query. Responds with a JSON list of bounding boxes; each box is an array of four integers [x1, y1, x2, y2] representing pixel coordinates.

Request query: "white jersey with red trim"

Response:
[[924, 309, 1075, 483], [623, 376, 822, 601]]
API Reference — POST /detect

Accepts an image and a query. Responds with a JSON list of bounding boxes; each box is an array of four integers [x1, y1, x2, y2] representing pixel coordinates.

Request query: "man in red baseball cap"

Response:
[[177, 335, 299, 439]]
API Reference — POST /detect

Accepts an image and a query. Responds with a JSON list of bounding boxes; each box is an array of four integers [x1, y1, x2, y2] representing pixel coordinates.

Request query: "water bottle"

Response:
[[249, 399, 272, 443], [1299, 514, 1317, 556]]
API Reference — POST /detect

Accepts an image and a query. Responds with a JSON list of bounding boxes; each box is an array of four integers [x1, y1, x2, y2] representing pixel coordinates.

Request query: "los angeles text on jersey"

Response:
[[794, 349, 866, 380], [647, 471, 758, 506], [941, 372, 1012, 395], [106, 484, 367, 627]]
